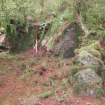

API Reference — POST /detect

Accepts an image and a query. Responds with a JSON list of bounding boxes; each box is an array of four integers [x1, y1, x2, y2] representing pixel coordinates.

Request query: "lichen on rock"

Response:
[[72, 68, 103, 96]]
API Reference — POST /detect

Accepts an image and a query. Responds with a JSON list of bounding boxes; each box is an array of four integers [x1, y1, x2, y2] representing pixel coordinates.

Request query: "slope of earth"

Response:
[[0, 49, 105, 105]]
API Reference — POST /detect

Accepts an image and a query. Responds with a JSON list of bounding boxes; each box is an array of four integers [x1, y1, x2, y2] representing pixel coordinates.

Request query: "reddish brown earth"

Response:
[[0, 50, 105, 105]]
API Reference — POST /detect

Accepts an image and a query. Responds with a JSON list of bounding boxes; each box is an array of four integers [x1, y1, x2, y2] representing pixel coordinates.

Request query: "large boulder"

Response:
[[53, 22, 81, 58], [71, 68, 104, 96]]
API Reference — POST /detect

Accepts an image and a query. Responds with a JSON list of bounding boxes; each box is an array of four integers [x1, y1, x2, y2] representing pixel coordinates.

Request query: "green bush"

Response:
[[6, 18, 34, 52], [79, 0, 105, 39], [95, 88, 105, 98]]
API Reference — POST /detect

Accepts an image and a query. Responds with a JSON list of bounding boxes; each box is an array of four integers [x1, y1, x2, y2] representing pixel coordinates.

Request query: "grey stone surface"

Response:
[[76, 51, 100, 66], [72, 68, 103, 96], [53, 23, 79, 58]]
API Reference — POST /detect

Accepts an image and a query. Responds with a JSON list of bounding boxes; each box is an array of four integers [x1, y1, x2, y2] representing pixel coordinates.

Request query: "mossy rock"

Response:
[[71, 68, 104, 96], [75, 41, 105, 59], [75, 41, 101, 58]]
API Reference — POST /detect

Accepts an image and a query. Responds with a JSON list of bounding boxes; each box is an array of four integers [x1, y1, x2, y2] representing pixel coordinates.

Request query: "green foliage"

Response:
[[70, 65, 81, 76], [73, 82, 89, 95], [100, 31, 105, 40], [95, 88, 105, 98], [0, 0, 75, 51], [37, 90, 55, 99], [77, 0, 105, 39], [5, 18, 34, 52]]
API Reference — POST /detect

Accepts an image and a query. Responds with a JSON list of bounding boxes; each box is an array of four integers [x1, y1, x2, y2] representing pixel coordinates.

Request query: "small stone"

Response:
[[86, 102, 92, 105]]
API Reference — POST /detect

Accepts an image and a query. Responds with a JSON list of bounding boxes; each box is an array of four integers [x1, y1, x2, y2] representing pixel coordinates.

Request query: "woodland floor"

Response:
[[0, 49, 105, 105]]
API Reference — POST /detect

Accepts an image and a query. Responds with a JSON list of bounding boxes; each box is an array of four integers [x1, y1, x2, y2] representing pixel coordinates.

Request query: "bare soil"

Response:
[[0, 49, 105, 105]]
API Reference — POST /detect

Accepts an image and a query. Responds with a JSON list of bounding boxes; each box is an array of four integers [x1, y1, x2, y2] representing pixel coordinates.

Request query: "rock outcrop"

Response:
[[72, 68, 103, 96], [53, 22, 81, 58], [70, 41, 105, 97]]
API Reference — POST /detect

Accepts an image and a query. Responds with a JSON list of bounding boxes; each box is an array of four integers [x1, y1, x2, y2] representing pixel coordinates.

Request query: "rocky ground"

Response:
[[0, 49, 105, 105]]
